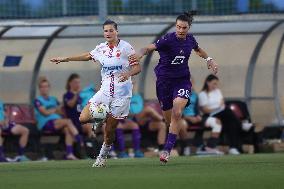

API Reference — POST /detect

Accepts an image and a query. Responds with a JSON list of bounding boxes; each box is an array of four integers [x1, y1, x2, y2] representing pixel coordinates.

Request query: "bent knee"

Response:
[[132, 122, 139, 130], [64, 119, 73, 125], [62, 127, 67, 133], [164, 120, 170, 127], [158, 122, 167, 130], [144, 106, 154, 114], [23, 127, 29, 135], [172, 108, 182, 120], [206, 117, 222, 133], [61, 119, 74, 127]]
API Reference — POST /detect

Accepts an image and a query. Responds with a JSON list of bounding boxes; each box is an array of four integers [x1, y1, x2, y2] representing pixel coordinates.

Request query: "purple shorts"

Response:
[[1, 122, 16, 135], [42, 120, 58, 133], [156, 77, 192, 111]]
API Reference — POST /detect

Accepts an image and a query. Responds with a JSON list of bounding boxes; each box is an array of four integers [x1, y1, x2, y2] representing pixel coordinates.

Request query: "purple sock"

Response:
[[132, 129, 141, 151], [116, 129, 125, 152], [164, 133, 177, 153], [0, 146, 3, 157], [66, 145, 73, 155], [75, 134, 82, 143], [111, 145, 115, 151], [18, 146, 25, 156]]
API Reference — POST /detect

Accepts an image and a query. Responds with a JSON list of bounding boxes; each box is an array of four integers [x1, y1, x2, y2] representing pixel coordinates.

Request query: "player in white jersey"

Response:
[[50, 20, 141, 167]]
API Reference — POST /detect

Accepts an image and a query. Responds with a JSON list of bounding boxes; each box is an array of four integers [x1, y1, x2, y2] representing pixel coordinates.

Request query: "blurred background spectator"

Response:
[[199, 74, 242, 155], [0, 99, 30, 162], [34, 76, 81, 160], [183, 78, 223, 155]]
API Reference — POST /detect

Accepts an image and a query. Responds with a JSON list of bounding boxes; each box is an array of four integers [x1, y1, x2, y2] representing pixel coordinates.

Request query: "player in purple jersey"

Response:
[[129, 12, 218, 163]]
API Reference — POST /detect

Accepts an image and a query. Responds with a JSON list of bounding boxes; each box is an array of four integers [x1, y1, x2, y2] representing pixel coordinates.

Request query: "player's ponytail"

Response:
[[176, 10, 196, 26]]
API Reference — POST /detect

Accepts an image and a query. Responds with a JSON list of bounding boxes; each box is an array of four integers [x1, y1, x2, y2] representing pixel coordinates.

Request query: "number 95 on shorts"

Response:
[[156, 79, 192, 111]]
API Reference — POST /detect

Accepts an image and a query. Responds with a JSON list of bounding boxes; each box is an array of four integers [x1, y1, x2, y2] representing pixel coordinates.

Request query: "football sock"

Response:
[[99, 143, 112, 158], [164, 133, 177, 153], [18, 146, 25, 156], [116, 129, 125, 152], [75, 134, 82, 143], [66, 145, 74, 155], [132, 129, 141, 151], [0, 146, 3, 157]]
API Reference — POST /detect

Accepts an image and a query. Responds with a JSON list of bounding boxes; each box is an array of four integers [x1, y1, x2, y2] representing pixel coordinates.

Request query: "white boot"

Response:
[[92, 142, 112, 167]]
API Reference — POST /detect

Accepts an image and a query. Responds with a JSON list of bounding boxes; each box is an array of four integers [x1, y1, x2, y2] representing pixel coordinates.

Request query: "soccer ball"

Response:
[[89, 103, 109, 121]]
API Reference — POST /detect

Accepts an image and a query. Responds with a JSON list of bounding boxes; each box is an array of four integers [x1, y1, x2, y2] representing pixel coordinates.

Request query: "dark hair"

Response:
[[66, 73, 80, 91], [103, 19, 118, 30], [176, 11, 195, 26], [202, 74, 219, 92]]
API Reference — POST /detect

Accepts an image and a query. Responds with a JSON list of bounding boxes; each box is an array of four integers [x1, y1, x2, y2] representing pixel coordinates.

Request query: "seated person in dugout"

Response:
[[34, 76, 82, 160], [0, 99, 30, 162], [182, 78, 223, 155]]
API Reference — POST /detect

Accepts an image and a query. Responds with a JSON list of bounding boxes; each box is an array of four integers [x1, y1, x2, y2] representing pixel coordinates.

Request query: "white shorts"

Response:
[[88, 90, 131, 119]]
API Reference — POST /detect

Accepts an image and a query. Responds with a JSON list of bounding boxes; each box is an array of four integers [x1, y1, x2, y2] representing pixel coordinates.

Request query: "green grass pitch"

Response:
[[1, 153, 284, 189]]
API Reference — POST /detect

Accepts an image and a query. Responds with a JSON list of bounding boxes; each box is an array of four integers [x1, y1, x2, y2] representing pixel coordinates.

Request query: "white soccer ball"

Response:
[[89, 103, 109, 121]]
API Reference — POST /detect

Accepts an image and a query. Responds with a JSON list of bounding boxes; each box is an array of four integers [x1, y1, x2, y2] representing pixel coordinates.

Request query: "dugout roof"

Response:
[[0, 21, 283, 126]]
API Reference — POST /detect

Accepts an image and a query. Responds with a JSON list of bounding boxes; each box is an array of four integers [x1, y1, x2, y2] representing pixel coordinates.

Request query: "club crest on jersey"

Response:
[[116, 50, 121, 58], [180, 50, 184, 54], [171, 56, 185, 65]]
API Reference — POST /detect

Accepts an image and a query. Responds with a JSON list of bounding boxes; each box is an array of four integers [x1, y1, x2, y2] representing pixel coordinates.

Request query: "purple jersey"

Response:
[[154, 32, 199, 79], [63, 91, 82, 129]]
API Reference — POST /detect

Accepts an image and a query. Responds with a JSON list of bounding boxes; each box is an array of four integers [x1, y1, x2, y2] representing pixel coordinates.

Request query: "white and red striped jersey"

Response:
[[89, 39, 137, 98]]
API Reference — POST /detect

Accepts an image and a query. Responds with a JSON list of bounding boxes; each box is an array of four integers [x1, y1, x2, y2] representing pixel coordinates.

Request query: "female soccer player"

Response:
[[129, 12, 218, 163], [50, 20, 141, 167]]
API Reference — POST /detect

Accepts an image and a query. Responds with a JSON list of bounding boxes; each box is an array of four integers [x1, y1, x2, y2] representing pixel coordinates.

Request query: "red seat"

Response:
[[188, 124, 203, 130], [225, 100, 251, 121], [5, 104, 36, 124], [229, 103, 244, 120]]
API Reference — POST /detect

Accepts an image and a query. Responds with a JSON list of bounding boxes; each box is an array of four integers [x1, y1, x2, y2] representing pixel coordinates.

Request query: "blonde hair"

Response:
[[38, 76, 49, 88]]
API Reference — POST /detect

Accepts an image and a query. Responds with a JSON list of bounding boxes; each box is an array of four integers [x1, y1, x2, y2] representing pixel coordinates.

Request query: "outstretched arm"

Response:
[[50, 53, 92, 64], [194, 47, 218, 74], [128, 44, 156, 63]]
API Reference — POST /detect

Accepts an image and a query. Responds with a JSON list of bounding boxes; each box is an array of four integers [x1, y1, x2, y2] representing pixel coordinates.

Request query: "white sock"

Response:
[[98, 142, 112, 158]]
